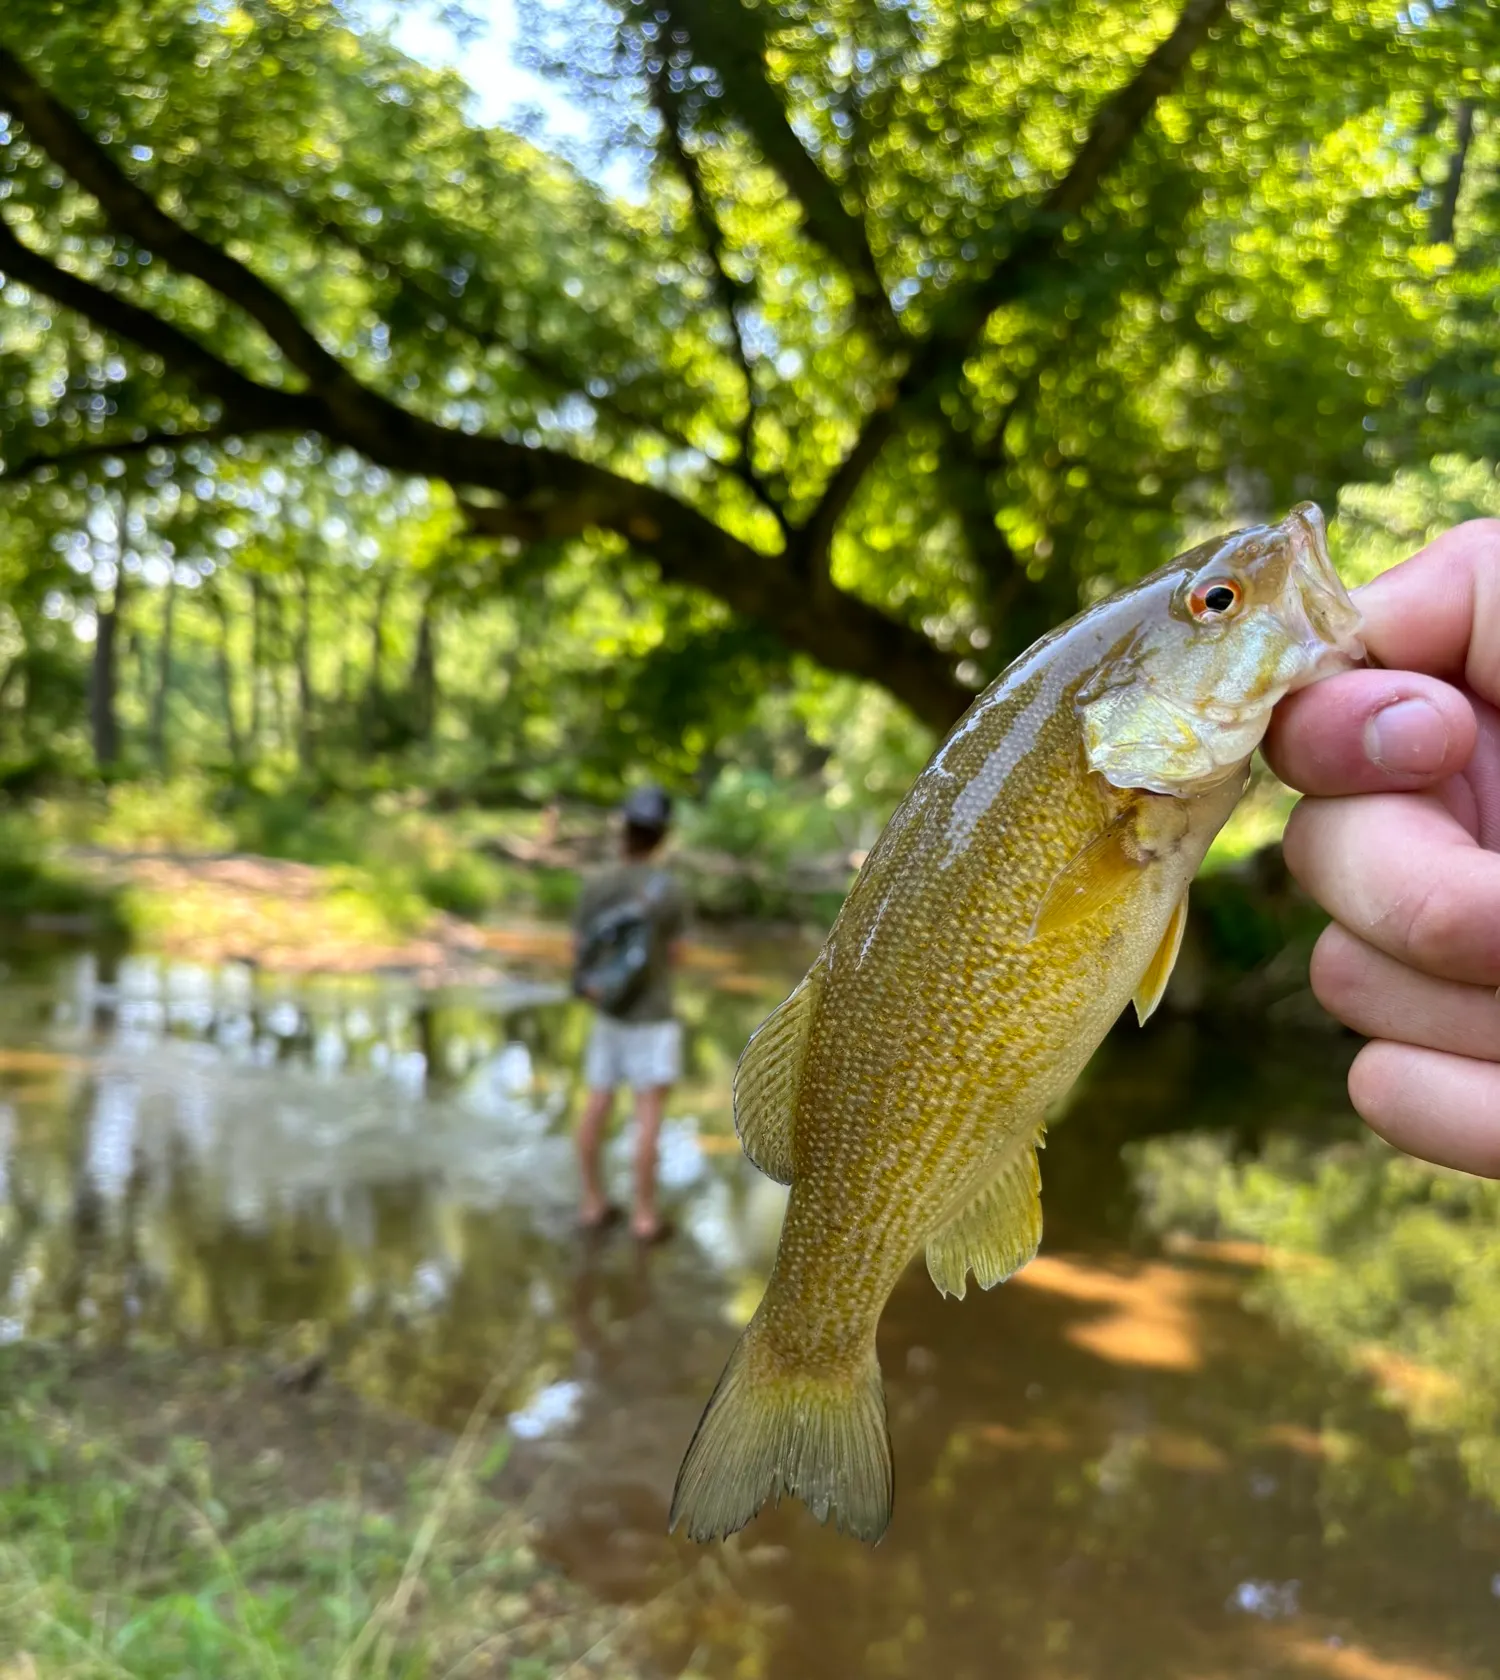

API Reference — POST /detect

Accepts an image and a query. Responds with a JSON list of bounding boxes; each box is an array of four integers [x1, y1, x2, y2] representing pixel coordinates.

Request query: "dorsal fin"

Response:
[[731, 966, 822, 1185], [926, 1139, 1043, 1300]]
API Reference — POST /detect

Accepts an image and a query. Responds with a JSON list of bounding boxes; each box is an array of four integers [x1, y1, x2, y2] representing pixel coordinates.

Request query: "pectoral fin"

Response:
[[1133, 892, 1189, 1025], [1031, 794, 1193, 939], [731, 966, 821, 1184], [926, 1141, 1043, 1301], [1030, 815, 1139, 937]]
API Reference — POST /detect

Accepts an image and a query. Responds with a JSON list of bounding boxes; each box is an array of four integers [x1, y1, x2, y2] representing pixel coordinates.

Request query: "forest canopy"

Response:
[[0, 0, 1497, 803]]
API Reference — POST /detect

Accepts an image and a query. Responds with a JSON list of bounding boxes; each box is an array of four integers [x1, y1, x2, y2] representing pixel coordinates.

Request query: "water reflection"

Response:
[[1, 945, 1498, 1678], [0, 950, 784, 1409]]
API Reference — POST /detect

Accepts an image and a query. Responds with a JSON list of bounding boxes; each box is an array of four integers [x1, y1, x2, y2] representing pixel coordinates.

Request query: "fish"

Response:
[[670, 502, 1364, 1545]]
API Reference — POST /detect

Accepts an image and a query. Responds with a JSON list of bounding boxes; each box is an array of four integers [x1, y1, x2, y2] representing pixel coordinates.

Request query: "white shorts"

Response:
[[584, 1016, 683, 1092]]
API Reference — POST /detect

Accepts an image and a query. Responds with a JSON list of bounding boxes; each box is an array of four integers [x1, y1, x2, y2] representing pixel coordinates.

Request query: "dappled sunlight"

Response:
[[1256, 1422, 1342, 1463], [1148, 1426, 1231, 1475], [0, 0, 1498, 1672], [1, 944, 1499, 1675], [1274, 1632, 1481, 1680], [1135, 1128, 1500, 1516], [960, 1418, 1073, 1454], [1012, 1252, 1217, 1372], [0, 1047, 85, 1074], [1355, 1346, 1464, 1421]]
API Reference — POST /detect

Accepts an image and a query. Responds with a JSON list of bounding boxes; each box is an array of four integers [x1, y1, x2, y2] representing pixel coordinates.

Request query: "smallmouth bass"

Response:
[[671, 503, 1363, 1544]]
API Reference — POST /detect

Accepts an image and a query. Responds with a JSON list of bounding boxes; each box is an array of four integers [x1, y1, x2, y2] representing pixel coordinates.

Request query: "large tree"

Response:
[[0, 0, 1493, 732]]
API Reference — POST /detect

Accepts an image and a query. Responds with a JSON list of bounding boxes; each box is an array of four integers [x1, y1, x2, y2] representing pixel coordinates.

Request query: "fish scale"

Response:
[[672, 503, 1365, 1545]]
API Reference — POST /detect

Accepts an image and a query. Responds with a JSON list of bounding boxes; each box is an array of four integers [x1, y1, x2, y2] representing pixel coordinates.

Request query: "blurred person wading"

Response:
[[572, 784, 690, 1243]]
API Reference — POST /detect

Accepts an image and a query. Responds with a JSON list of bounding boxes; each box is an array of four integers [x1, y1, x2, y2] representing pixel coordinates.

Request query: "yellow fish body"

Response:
[[671, 504, 1363, 1545]]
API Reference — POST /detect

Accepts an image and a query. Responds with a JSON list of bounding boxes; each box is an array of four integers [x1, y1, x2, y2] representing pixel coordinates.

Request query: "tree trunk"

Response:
[[91, 565, 127, 772], [268, 579, 291, 756], [1430, 99, 1476, 247], [409, 585, 438, 743], [294, 565, 314, 770], [149, 572, 176, 772], [0, 634, 22, 739], [362, 566, 393, 749], [120, 616, 149, 750], [248, 572, 263, 751], [210, 580, 243, 766]]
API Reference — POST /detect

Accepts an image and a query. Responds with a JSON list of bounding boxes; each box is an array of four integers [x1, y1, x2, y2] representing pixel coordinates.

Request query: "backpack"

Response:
[[572, 872, 669, 1015]]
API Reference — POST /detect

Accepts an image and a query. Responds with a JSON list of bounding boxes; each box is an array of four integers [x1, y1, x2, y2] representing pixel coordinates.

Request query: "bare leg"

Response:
[[576, 1086, 615, 1228], [631, 1084, 669, 1240]]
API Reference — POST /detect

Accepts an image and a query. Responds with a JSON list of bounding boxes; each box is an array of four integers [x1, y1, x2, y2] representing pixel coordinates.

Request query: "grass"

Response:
[[4, 760, 1321, 979], [0, 772, 844, 958], [0, 1348, 658, 1680], [3, 782, 550, 961]]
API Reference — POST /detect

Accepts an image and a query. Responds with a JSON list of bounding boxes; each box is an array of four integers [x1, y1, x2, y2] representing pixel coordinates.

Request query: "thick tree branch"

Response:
[[0, 46, 786, 518], [1, 423, 233, 481], [0, 56, 967, 728], [792, 0, 1232, 580], [657, 0, 893, 332], [1430, 99, 1475, 248], [0, 210, 323, 435], [460, 493, 967, 726], [645, 61, 786, 526], [0, 43, 385, 426]]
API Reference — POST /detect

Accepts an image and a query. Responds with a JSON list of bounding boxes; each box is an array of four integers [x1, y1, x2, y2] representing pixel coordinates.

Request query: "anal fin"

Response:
[[1133, 891, 1189, 1025], [926, 1141, 1043, 1301], [731, 964, 821, 1184]]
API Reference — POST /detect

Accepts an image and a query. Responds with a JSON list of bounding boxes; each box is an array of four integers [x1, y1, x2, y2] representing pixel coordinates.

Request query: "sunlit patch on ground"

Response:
[[2, 947, 1500, 1678]]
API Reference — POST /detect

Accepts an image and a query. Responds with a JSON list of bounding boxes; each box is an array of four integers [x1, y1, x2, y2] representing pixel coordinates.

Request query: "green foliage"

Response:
[[679, 766, 841, 864], [85, 776, 237, 853], [0, 810, 123, 929], [1334, 453, 1500, 584], [1, 0, 1498, 789], [0, 1348, 650, 1680], [1131, 1132, 1500, 1513], [2, 0, 1500, 935]]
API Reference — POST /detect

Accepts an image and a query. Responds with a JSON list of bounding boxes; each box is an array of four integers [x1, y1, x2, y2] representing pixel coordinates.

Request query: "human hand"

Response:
[[1263, 520, 1500, 1177]]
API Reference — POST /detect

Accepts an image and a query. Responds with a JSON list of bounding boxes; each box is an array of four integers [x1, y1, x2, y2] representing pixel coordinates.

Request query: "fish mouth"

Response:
[[1276, 502, 1365, 680]]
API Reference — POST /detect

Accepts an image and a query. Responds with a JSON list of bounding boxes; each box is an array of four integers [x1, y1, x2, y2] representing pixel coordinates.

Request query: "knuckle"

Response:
[[1395, 875, 1456, 969], [1392, 871, 1497, 980]]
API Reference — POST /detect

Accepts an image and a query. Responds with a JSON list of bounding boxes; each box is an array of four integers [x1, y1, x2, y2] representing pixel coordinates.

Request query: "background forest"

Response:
[[8, 9, 1500, 1679], [1, 0, 1499, 909]]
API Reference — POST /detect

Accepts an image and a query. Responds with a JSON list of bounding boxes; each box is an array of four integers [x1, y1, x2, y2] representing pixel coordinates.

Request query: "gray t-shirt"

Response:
[[574, 861, 689, 1023]]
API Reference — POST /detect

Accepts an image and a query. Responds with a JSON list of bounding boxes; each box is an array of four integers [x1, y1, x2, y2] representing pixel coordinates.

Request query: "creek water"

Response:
[[0, 935, 1497, 1679]]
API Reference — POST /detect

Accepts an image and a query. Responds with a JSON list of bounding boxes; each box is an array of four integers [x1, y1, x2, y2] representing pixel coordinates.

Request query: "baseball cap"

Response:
[[621, 783, 672, 828]]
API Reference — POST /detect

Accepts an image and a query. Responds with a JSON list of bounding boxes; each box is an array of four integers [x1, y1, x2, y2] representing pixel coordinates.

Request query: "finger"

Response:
[[1263, 669, 1475, 796], [1283, 791, 1500, 986], [1348, 1041, 1500, 1179], [1310, 923, 1500, 1062], [1351, 519, 1500, 706]]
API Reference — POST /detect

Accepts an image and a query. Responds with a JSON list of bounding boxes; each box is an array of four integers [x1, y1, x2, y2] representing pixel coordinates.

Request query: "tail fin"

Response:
[[669, 1321, 892, 1544]]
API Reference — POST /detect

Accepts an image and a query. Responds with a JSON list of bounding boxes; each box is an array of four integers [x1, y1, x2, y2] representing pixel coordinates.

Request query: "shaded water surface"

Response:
[[1, 940, 1498, 1679]]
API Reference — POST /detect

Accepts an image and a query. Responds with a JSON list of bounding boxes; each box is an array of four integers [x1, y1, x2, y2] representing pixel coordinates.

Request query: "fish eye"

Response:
[[1189, 579, 1242, 621]]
